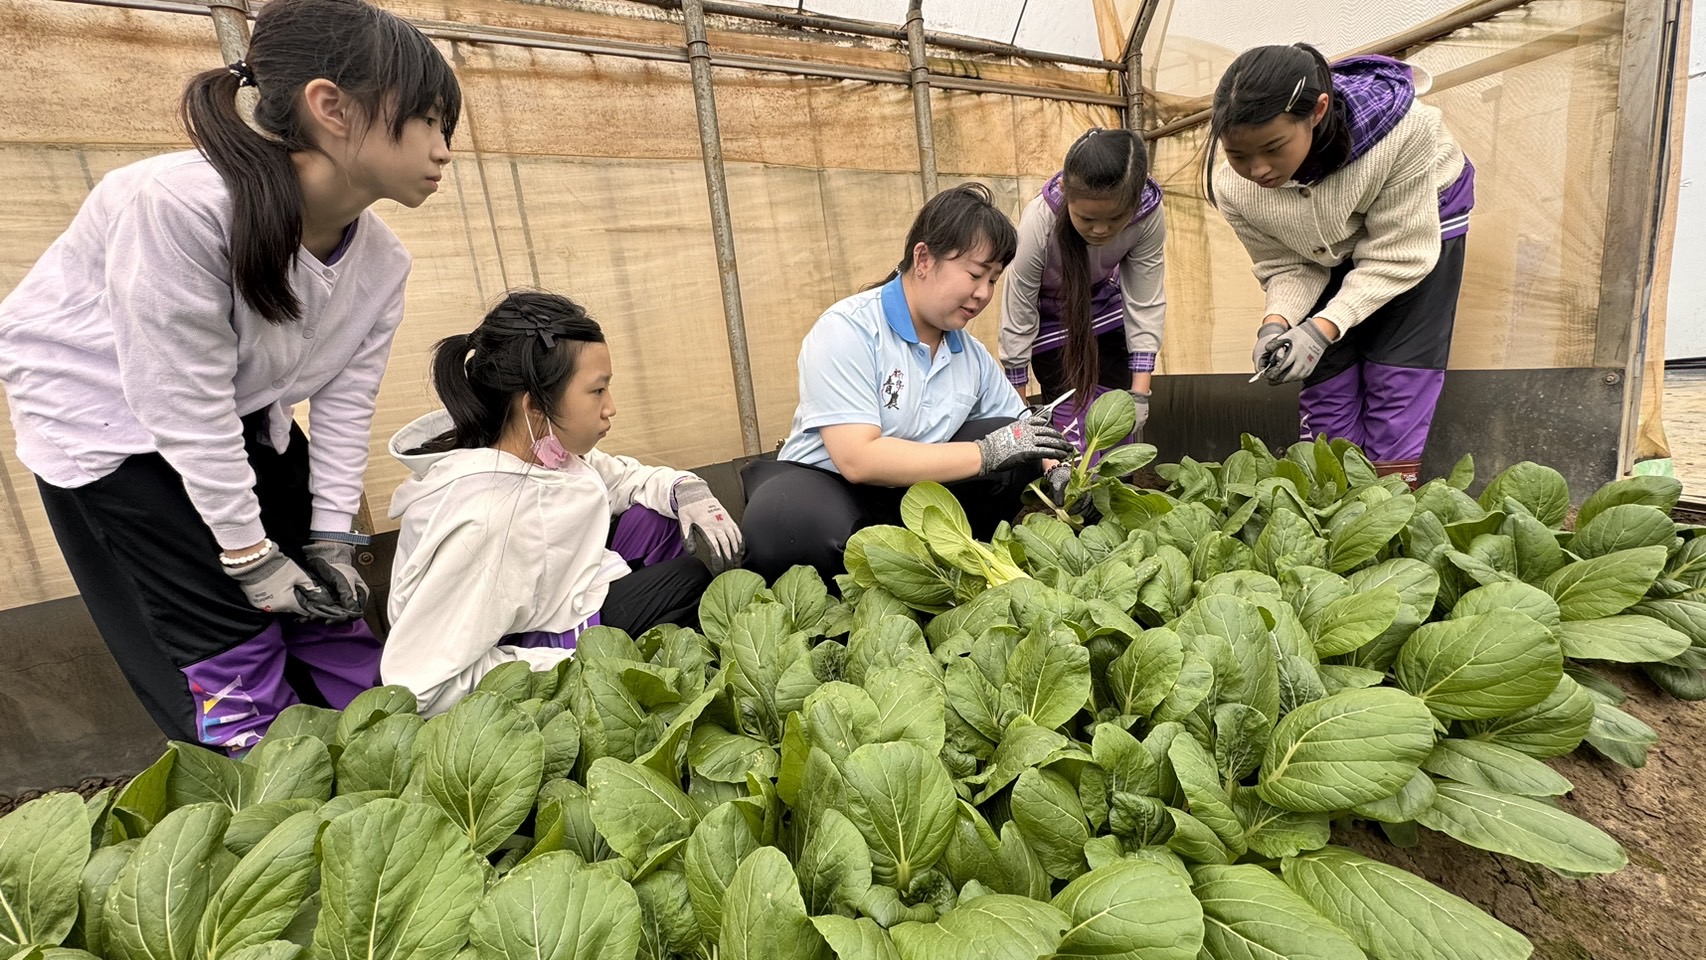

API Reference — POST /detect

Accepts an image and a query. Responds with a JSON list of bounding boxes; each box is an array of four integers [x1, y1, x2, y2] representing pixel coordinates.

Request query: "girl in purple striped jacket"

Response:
[[1210, 43, 1474, 486], [999, 128, 1168, 447]]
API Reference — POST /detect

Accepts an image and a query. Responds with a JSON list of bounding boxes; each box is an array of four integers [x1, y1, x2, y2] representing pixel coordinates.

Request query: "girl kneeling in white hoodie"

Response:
[[382, 291, 743, 715]]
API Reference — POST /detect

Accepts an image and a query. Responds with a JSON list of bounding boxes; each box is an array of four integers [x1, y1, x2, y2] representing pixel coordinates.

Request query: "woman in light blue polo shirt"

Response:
[[742, 184, 1073, 582]]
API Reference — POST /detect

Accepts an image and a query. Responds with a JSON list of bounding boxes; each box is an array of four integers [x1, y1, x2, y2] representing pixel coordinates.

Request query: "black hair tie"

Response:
[[227, 60, 257, 88]]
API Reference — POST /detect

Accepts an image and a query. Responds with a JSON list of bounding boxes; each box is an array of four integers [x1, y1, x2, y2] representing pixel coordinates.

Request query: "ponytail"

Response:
[[1055, 129, 1148, 407], [178, 0, 462, 325], [180, 68, 305, 324], [411, 291, 606, 455], [413, 333, 495, 454], [1206, 42, 1345, 206]]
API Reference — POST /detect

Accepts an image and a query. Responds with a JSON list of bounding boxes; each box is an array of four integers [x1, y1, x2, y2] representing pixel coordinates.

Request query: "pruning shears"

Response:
[[1250, 340, 1293, 384]]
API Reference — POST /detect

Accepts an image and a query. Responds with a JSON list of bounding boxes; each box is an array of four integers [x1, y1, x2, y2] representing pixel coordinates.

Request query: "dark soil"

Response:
[[0, 776, 128, 817], [1341, 667, 1706, 960], [1672, 500, 1706, 526]]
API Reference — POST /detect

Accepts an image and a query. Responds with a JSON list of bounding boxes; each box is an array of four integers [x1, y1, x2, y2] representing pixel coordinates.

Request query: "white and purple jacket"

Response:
[[999, 173, 1168, 385]]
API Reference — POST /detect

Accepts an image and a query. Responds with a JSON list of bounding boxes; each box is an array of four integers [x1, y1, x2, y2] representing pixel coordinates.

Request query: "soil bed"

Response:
[[1342, 667, 1706, 960]]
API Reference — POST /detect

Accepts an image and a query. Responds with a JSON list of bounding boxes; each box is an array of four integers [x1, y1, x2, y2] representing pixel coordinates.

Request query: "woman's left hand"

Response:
[[675, 479, 745, 575], [303, 540, 370, 620]]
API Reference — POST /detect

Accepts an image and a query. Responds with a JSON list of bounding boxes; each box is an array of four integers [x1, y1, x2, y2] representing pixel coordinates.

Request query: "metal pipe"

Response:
[[204, 0, 248, 62], [55, 0, 1124, 107], [1144, 0, 1538, 141], [681, 0, 762, 457], [1124, 42, 1142, 130], [1124, 0, 1162, 131], [627, 0, 1127, 71], [905, 0, 938, 197]]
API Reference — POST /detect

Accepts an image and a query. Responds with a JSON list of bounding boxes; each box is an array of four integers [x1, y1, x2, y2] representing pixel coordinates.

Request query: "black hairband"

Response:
[[508, 308, 560, 351], [227, 60, 257, 88]]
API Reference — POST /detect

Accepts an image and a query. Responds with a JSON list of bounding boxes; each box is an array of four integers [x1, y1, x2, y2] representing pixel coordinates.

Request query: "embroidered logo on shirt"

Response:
[[882, 369, 904, 410]]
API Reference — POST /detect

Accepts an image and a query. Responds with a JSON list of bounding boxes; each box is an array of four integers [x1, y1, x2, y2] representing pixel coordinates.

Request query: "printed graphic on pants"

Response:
[[190, 674, 262, 750]]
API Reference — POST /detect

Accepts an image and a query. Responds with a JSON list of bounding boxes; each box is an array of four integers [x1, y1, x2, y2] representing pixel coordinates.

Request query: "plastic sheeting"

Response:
[[0, 0, 1115, 610], [0, 0, 1670, 612], [743, 0, 1106, 60], [1145, 0, 1627, 376]]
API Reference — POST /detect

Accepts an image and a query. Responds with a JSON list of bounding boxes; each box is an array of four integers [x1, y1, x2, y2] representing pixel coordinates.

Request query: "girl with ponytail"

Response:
[[0, 0, 461, 752], [1000, 128, 1167, 446], [1209, 43, 1475, 486], [382, 292, 741, 717]]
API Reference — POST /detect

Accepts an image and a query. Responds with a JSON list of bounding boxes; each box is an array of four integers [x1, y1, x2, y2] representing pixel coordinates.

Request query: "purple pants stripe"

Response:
[[181, 616, 383, 752], [1299, 363, 1444, 463]]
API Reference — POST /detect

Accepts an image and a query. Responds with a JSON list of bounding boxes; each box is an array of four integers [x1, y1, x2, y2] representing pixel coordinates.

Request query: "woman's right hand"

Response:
[[974, 420, 1075, 475], [1253, 315, 1290, 372], [223, 543, 346, 621]]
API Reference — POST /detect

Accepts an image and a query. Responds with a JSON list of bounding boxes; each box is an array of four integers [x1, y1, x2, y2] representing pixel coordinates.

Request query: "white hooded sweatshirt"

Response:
[[383, 409, 693, 716]]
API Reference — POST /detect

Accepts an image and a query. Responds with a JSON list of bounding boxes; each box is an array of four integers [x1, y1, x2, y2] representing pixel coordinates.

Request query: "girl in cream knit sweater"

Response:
[[1210, 43, 1474, 485]]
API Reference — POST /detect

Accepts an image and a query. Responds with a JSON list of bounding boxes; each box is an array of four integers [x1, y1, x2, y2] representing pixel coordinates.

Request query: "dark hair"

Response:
[[412, 291, 606, 455], [180, 0, 462, 324], [1205, 43, 1348, 206], [872, 182, 1019, 288], [1054, 128, 1149, 407]]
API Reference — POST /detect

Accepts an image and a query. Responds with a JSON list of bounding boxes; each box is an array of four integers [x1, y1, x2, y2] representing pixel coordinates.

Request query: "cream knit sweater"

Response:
[[1215, 103, 1466, 335]]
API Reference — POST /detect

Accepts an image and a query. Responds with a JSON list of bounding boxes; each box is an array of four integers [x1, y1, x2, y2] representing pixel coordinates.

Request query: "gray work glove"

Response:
[[1253, 320, 1288, 373], [1044, 462, 1074, 507], [675, 478, 744, 575], [1042, 462, 1101, 521], [1130, 390, 1151, 434], [1261, 321, 1333, 384], [224, 546, 343, 621], [303, 540, 369, 621], [974, 420, 1075, 475]]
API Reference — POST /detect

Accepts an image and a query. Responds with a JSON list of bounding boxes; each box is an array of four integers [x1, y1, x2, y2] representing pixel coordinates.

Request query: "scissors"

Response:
[[1249, 340, 1293, 384], [1027, 389, 1076, 422]]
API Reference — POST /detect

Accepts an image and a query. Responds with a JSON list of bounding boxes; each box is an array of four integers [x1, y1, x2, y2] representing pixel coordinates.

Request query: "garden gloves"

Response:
[[303, 540, 370, 621], [975, 420, 1075, 475], [676, 478, 745, 575], [1258, 320, 1333, 385], [1130, 389, 1151, 433], [224, 544, 344, 621], [1253, 320, 1288, 373]]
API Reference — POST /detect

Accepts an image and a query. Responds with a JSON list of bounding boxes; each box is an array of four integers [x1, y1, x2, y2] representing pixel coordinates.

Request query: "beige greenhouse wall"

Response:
[[0, 0, 1119, 612], [1144, 0, 1627, 377], [0, 0, 1658, 615]]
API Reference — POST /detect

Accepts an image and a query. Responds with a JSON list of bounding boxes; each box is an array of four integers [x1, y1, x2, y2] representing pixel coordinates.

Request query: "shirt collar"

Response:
[[881, 275, 964, 354]]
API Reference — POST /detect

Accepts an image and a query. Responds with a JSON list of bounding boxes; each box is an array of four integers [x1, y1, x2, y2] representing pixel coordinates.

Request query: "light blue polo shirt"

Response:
[[777, 277, 1026, 472]]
